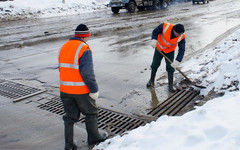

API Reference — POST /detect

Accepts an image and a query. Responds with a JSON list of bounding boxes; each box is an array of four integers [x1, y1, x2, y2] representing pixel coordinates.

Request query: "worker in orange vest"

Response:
[[58, 24, 108, 150], [147, 22, 186, 92]]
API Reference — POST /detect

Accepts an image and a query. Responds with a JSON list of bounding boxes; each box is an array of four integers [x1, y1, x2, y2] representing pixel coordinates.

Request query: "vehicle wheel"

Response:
[[127, 1, 136, 13], [111, 7, 120, 14], [192, 0, 195, 4], [153, 0, 161, 9], [203, 0, 206, 4], [161, 0, 168, 9]]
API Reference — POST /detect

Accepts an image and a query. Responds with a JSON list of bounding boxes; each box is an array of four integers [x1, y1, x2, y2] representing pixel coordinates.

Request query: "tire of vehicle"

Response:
[[192, 0, 195, 4], [203, 0, 206, 4], [161, 0, 168, 9], [153, 0, 161, 9], [111, 7, 120, 14], [127, 1, 136, 12]]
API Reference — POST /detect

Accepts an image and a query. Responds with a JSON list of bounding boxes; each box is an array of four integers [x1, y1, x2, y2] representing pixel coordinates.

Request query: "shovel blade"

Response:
[[179, 79, 206, 89]]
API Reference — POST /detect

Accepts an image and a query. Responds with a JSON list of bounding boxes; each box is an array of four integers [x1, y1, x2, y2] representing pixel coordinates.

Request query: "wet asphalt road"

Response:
[[0, 0, 240, 115]]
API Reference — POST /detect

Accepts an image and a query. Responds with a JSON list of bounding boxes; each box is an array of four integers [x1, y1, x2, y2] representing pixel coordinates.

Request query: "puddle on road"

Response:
[[185, 17, 240, 57]]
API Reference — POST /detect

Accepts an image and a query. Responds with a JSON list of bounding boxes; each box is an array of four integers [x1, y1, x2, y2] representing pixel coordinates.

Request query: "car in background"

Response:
[[192, 0, 209, 4]]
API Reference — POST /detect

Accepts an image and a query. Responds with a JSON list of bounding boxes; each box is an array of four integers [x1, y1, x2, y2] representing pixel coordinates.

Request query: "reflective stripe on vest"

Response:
[[156, 41, 168, 49], [74, 43, 85, 65], [160, 23, 175, 46], [163, 23, 170, 35], [59, 63, 79, 69], [177, 34, 184, 43], [60, 81, 85, 86], [160, 34, 175, 46]]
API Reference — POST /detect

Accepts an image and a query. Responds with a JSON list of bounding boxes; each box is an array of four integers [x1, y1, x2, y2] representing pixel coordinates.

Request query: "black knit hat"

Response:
[[173, 24, 185, 34], [74, 24, 90, 37]]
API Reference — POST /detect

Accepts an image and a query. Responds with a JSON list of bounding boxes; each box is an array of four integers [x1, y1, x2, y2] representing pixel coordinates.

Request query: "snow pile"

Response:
[[95, 92, 240, 150], [182, 30, 240, 96], [0, 0, 107, 21], [94, 29, 240, 150]]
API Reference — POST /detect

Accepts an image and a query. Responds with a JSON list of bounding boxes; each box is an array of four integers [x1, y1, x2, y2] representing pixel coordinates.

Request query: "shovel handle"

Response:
[[158, 50, 193, 83]]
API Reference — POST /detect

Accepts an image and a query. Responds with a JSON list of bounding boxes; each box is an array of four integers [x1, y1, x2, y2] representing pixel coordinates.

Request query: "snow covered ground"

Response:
[[95, 91, 240, 150], [0, 0, 108, 21], [94, 28, 240, 150], [1, 0, 240, 149], [182, 30, 240, 96]]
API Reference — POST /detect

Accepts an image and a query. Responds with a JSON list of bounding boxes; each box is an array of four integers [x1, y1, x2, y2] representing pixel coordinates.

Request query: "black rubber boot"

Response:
[[168, 72, 176, 93], [85, 115, 108, 145], [64, 122, 74, 150], [146, 69, 157, 88]]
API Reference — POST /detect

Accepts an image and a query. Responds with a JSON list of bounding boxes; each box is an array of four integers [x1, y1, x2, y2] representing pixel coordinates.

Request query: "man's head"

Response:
[[74, 24, 90, 42], [173, 24, 185, 37]]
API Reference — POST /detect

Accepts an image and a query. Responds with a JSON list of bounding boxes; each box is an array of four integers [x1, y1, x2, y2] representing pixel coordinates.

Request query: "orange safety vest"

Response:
[[58, 40, 90, 94], [156, 22, 185, 53]]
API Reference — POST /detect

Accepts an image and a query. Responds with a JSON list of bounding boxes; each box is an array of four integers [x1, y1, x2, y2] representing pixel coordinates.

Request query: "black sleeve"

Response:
[[152, 23, 164, 40], [176, 38, 186, 62]]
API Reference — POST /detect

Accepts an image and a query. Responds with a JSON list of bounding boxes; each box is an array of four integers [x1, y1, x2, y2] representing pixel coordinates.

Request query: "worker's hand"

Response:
[[89, 92, 99, 100], [171, 61, 180, 69], [150, 39, 157, 48]]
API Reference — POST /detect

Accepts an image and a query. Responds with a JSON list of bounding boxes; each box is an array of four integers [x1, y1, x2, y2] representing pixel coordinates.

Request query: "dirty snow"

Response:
[[0, 0, 108, 21], [94, 29, 240, 149], [1, 0, 240, 150], [181, 30, 240, 96]]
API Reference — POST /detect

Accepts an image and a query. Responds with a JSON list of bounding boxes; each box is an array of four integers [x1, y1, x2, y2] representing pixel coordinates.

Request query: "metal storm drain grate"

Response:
[[147, 90, 199, 117], [37, 96, 65, 116], [37, 96, 149, 135], [0, 79, 45, 102], [37, 90, 199, 135], [80, 108, 149, 135]]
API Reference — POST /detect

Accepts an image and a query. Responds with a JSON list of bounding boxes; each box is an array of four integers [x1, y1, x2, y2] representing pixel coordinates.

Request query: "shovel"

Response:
[[158, 50, 206, 89]]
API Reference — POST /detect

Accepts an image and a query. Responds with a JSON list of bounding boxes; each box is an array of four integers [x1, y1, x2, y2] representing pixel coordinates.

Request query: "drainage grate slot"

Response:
[[147, 90, 199, 117], [38, 97, 65, 116], [168, 91, 198, 116], [0, 79, 45, 102], [160, 91, 192, 116], [37, 96, 150, 135], [94, 108, 149, 135]]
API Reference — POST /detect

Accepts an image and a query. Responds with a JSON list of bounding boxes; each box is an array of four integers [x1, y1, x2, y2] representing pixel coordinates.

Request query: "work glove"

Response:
[[89, 91, 99, 100], [171, 61, 180, 69], [150, 39, 157, 48]]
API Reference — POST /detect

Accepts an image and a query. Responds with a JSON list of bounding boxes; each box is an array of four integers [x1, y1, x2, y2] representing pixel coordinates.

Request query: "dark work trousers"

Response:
[[60, 92, 98, 150], [151, 49, 175, 73]]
